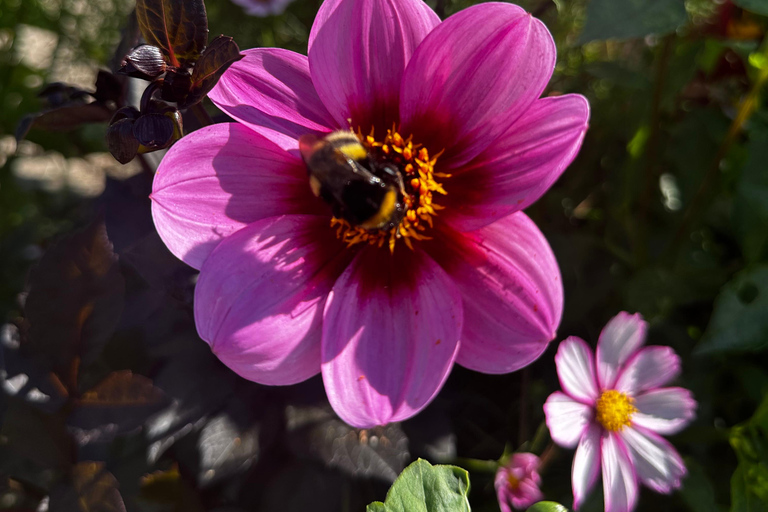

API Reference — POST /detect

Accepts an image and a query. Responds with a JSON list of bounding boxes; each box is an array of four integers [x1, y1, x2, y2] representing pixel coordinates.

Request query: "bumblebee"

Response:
[[299, 131, 406, 230]]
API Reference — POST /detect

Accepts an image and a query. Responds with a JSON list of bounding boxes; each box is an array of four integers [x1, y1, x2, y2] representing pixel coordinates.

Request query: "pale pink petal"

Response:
[[632, 387, 697, 435], [194, 215, 349, 385], [601, 433, 638, 512], [620, 426, 687, 494], [400, 3, 556, 168], [209, 48, 337, 151], [426, 213, 562, 374], [321, 246, 463, 428], [596, 312, 647, 390], [555, 337, 600, 404], [543, 391, 593, 449], [308, 0, 440, 130], [151, 123, 321, 269], [443, 95, 590, 232], [572, 423, 602, 510], [615, 346, 681, 395]]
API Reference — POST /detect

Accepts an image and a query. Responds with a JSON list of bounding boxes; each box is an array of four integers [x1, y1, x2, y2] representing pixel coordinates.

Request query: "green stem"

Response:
[[665, 39, 768, 260], [452, 457, 499, 474], [636, 34, 674, 265]]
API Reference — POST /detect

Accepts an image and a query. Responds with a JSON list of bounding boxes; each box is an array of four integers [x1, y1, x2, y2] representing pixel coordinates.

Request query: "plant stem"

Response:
[[190, 102, 213, 127], [452, 457, 499, 474], [666, 40, 768, 259], [636, 34, 674, 265]]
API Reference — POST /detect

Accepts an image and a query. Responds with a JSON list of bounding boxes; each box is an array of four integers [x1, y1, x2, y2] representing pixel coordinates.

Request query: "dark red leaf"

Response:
[[133, 113, 175, 149], [68, 371, 169, 435], [21, 221, 125, 392], [16, 103, 114, 141], [180, 35, 243, 108], [49, 462, 126, 512], [106, 118, 140, 164], [120, 44, 167, 80], [135, 0, 208, 68], [160, 68, 192, 103]]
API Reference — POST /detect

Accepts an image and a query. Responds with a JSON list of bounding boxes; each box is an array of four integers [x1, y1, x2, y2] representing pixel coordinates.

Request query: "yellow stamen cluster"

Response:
[[506, 473, 521, 491], [595, 390, 637, 432], [331, 127, 447, 252]]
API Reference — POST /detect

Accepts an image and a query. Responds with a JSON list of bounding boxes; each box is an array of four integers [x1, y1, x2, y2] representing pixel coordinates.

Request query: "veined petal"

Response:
[[194, 215, 349, 385], [209, 48, 337, 151], [151, 123, 320, 269], [615, 346, 681, 395], [308, 0, 440, 131], [544, 391, 593, 449], [572, 423, 602, 511], [400, 3, 556, 168], [443, 95, 590, 232], [601, 433, 638, 512], [620, 426, 687, 494], [426, 213, 562, 374], [555, 337, 600, 404], [633, 387, 697, 435], [597, 312, 647, 390], [321, 246, 463, 428]]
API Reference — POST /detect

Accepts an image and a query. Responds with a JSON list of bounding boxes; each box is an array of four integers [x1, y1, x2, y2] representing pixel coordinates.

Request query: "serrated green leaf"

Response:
[[697, 266, 768, 354], [733, 0, 768, 16], [366, 459, 470, 512], [579, 0, 688, 43]]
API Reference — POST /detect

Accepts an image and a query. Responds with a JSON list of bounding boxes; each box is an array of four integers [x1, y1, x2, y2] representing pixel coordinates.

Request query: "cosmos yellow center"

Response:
[[506, 473, 521, 491], [330, 128, 447, 252], [595, 390, 637, 432]]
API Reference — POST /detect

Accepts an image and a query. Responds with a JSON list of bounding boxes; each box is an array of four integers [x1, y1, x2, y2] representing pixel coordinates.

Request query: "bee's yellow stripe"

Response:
[[361, 189, 398, 229], [326, 131, 368, 161]]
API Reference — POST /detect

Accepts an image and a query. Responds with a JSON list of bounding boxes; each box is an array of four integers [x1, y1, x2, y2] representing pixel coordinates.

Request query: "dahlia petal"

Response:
[[572, 423, 602, 510], [596, 312, 647, 390], [543, 392, 593, 449], [194, 215, 348, 385], [308, 0, 440, 130], [615, 346, 681, 395], [555, 337, 600, 403], [208, 48, 336, 151], [444, 95, 590, 232], [601, 433, 638, 512], [151, 123, 319, 269], [321, 246, 463, 428], [427, 213, 562, 374], [633, 387, 697, 435], [400, 3, 556, 168], [620, 426, 687, 494]]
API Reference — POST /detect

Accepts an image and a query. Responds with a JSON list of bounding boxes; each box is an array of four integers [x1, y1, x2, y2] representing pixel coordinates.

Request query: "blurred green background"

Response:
[[2, 0, 768, 511]]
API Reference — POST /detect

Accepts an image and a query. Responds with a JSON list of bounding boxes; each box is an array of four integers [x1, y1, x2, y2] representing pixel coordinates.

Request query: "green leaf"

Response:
[[729, 394, 768, 512], [135, 0, 209, 68], [366, 459, 470, 512], [697, 266, 768, 354], [179, 35, 243, 108], [733, 0, 768, 16], [734, 129, 768, 263], [579, 0, 689, 43], [526, 502, 570, 512]]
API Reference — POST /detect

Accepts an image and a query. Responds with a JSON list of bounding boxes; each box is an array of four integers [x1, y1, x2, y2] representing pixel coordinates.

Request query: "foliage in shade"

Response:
[[366, 459, 471, 512], [3, 0, 768, 510]]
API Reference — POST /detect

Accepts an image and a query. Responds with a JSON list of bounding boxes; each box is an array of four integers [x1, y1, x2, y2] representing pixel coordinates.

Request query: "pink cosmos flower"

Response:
[[150, 0, 589, 428], [543, 313, 697, 512], [230, 0, 295, 17], [495, 453, 544, 511]]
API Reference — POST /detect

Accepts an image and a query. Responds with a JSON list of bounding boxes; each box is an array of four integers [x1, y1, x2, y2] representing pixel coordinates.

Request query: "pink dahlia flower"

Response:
[[543, 313, 697, 512], [230, 0, 295, 17], [150, 0, 589, 428], [495, 453, 544, 511]]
